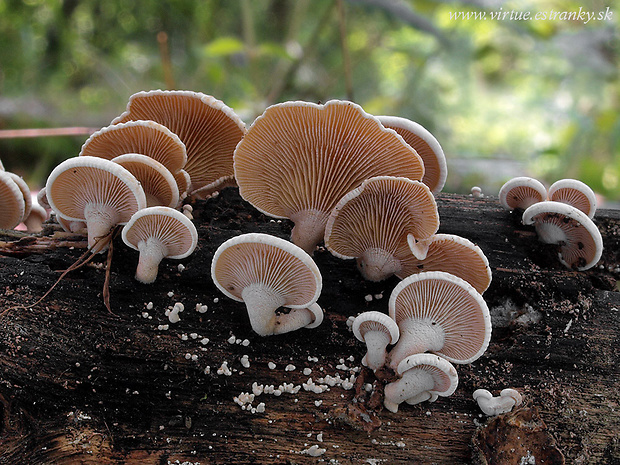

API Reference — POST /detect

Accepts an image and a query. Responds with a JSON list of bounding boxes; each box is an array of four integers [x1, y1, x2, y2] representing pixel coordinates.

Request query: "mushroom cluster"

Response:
[[499, 176, 603, 270], [0, 161, 48, 232]]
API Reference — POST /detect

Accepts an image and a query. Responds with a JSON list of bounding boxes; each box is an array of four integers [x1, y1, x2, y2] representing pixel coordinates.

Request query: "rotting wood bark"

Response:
[[0, 188, 619, 464]]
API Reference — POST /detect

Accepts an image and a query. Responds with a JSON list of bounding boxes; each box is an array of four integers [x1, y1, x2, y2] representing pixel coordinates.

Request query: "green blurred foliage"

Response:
[[0, 0, 618, 203]]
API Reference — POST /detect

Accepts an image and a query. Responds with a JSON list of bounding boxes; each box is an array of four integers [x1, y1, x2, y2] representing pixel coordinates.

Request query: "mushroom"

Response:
[[498, 176, 547, 211], [387, 271, 492, 370], [0, 171, 25, 230], [45, 156, 147, 252], [211, 233, 323, 336], [383, 353, 458, 413], [324, 176, 439, 281], [121, 206, 198, 284], [112, 90, 246, 196], [5, 171, 32, 223], [352, 311, 400, 371], [111, 153, 179, 208], [521, 201, 603, 271], [376, 115, 447, 194], [473, 388, 523, 416], [547, 178, 597, 218], [233, 100, 425, 255], [23, 203, 48, 233], [403, 233, 492, 294]]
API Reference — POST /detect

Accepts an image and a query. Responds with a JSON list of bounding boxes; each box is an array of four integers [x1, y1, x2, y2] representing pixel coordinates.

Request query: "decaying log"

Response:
[[1, 188, 619, 464]]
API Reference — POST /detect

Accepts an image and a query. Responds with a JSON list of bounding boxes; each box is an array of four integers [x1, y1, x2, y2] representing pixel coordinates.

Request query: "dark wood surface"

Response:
[[1, 188, 619, 464]]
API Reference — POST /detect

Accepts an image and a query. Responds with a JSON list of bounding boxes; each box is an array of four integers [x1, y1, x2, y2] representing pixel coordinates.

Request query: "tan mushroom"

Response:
[[403, 233, 492, 294], [547, 178, 597, 218], [498, 176, 547, 211], [23, 203, 48, 233], [0, 171, 25, 230], [522, 201, 603, 271], [376, 116, 447, 194], [45, 156, 147, 252], [383, 353, 458, 413], [387, 271, 492, 370], [111, 154, 179, 208], [211, 233, 323, 336], [5, 172, 32, 223], [234, 100, 425, 254], [112, 90, 246, 196], [352, 311, 400, 371], [324, 176, 439, 281], [121, 206, 198, 284]]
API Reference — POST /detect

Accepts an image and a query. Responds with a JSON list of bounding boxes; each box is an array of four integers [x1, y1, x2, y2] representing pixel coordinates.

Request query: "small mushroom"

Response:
[[23, 203, 48, 233], [5, 171, 32, 223], [233, 100, 425, 254], [403, 233, 492, 294], [0, 171, 25, 230], [383, 353, 458, 413], [522, 201, 603, 271], [121, 206, 198, 284], [211, 233, 323, 336], [376, 115, 448, 194], [547, 178, 597, 218], [387, 271, 492, 370], [473, 388, 523, 416], [45, 156, 147, 252], [498, 176, 547, 211], [325, 176, 439, 281], [352, 311, 400, 371], [112, 90, 246, 196], [111, 153, 179, 208]]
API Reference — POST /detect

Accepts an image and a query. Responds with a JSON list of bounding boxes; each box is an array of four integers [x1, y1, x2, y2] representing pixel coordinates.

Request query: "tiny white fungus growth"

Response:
[[241, 355, 250, 368], [213, 297, 219, 303], [227, 335, 236, 344], [303, 445, 326, 457], [314, 400, 323, 407], [185, 353, 192, 360], [177, 264, 186, 272], [256, 402, 265, 413], [303, 368, 312, 376], [181, 334, 188, 341], [142, 312, 149, 318], [191, 355, 198, 362], [242, 339, 250, 346], [374, 293, 383, 300], [146, 302, 154, 310], [167, 291, 174, 298], [285, 364, 296, 372], [190, 333, 198, 339], [200, 338, 209, 345], [168, 307, 181, 324], [364, 294, 373, 302], [268, 362, 276, 370], [317, 433, 323, 442]]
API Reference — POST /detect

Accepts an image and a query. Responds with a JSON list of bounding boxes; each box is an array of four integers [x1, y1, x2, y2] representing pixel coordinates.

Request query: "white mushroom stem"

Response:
[[388, 319, 445, 369], [84, 204, 119, 253], [361, 330, 392, 370], [357, 248, 402, 282], [383, 369, 437, 413], [135, 237, 168, 284], [241, 284, 286, 336], [473, 388, 523, 416], [290, 209, 330, 255], [405, 391, 438, 405], [273, 304, 320, 335]]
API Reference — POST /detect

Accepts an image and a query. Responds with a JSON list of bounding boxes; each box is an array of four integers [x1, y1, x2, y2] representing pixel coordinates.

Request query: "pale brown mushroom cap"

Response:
[[353, 311, 400, 370], [45, 156, 147, 250], [112, 153, 179, 208], [402, 233, 492, 294], [0, 171, 25, 229], [548, 178, 597, 218], [325, 176, 439, 281], [388, 271, 492, 368], [377, 116, 447, 194], [522, 201, 603, 271], [23, 203, 48, 233], [234, 100, 425, 254], [499, 177, 547, 211], [112, 90, 246, 195], [5, 172, 32, 222]]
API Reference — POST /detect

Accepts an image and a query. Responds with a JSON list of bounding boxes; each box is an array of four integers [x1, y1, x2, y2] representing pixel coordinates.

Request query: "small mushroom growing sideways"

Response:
[[522, 201, 603, 271], [0, 170, 25, 230], [383, 353, 458, 413], [498, 176, 547, 211], [352, 311, 399, 371], [473, 388, 523, 416], [23, 203, 48, 233], [121, 206, 198, 284], [211, 233, 324, 336], [547, 178, 597, 219], [45, 156, 147, 252], [387, 271, 492, 370], [324, 176, 439, 282]]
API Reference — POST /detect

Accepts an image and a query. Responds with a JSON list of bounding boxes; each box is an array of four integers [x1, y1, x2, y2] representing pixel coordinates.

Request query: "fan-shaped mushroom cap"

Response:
[[403, 233, 492, 294], [5, 172, 32, 222], [211, 233, 323, 336], [325, 176, 439, 282], [383, 353, 458, 413], [522, 201, 603, 271], [45, 156, 147, 252], [112, 90, 246, 195], [352, 311, 400, 371], [36, 187, 51, 211], [233, 100, 425, 255], [548, 178, 597, 218], [122, 206, 198, 284], [112, 154, 179, 208], [498, 177, 547, 211], [23, 203, 48, 233], [388, 271, 491, 369], [0, 171, 25, 229], [473, 388, 523, 416], [376, 116, 447, 194]]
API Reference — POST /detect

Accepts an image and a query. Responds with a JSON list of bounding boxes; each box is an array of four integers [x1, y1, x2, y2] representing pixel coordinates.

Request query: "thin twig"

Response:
[[157, 31, 176, 90], [337, 0, 354, 101], [0, 127, 99, 139]]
